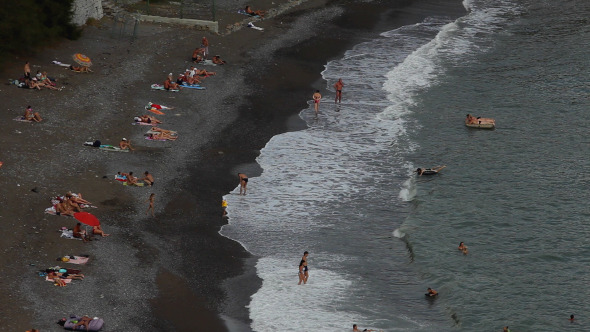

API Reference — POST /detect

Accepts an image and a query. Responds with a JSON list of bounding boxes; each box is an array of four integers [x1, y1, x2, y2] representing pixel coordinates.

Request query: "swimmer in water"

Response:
[[458, 242, 468, 255], [416, 165, 446, 176], [426, 287, 438, 297]]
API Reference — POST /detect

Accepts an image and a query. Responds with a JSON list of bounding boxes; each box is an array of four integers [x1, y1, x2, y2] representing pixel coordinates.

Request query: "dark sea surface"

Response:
[[223, 0, 590, 330]]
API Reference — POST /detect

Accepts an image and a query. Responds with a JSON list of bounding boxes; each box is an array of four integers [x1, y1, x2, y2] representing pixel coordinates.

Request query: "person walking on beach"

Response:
[[146, 193, 155, 217], [238, 173, 248, 195], [334, 78, 344, 103], [313, 90, 322, 116]]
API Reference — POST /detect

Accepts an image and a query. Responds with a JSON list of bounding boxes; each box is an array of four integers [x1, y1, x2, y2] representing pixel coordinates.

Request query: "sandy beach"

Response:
[[0, 0, 465, 330]]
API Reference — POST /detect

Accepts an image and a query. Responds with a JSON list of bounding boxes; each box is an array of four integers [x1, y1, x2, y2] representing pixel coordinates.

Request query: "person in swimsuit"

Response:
[[146, 193, 155, 217], [353, 324, 375, 332], [141, 171, 154, 186], [24, 61, 31, 79], [415, 165, 446, 176], [73, 316, 93, 331], [426, 287, 438, 297], [458, 242, 468, 255], [200, 37, 209, 59], [238, 173, 248, 195], [334, 78, 343, 103], [312, 90, 322, 116], [119, 138, 134, 150], [245, 5, 266, 17], [297, 251, 309, 285]]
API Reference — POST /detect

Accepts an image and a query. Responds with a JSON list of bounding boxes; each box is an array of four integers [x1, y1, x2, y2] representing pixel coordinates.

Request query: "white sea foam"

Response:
[[220, 11, 466, 332]]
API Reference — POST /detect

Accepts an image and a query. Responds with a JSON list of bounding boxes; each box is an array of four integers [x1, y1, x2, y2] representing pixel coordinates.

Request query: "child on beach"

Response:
[[146, 193, 155, 217]]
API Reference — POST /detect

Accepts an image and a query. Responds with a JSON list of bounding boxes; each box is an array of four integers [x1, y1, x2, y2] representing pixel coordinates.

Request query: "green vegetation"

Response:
[[0, 0, 81, 63]]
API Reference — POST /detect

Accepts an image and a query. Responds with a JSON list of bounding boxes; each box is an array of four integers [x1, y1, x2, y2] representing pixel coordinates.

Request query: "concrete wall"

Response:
[[71, 0, 104, 26]]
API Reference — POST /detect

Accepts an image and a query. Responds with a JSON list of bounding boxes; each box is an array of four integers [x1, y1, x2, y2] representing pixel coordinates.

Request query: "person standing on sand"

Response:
[[24, 61, 31, 79], [201, 37, 209, 59], [238, 173, 248, 195], [334, 78, 343, 103], [313, 90, 322, 116], [146, 193, 155, 217]]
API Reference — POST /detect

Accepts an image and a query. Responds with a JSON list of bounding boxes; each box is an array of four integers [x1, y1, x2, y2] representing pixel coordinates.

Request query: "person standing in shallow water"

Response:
[[298, 251, 309, 285], [312, 90, 322, 116], [334, 78, 344, 103], [238, 173, 248, 195]]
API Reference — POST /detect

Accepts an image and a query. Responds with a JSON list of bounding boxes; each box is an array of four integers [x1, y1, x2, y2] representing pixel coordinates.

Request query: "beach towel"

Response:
[[181, 82, 206, 90], [63, 316, 105, 331], [52, 60, 71, 67], [147, 102, 172, 109], [115, 174, 127, 182], [60, 256, 89, 264], [144, 136, 169, 141], [146, 129, 177, 136], [247, 22, 264, 31], [99, 145, 129, 152], [14, 116, 32, 122], [60, 229, 82, 240], [132, 121, 152, 126], [45, 276, 72, 284], [147, 107, 165, 115], [151, 84, 179, 92], [123, 181, 145, 186]]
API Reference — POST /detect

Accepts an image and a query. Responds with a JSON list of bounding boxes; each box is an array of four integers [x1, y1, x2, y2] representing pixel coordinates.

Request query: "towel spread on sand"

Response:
[[65, 256, 89, 264], [151, 84, 179, 92], [45, 276, 72, 284], [52, 60, 71, 67], [14, 116, 32, 122], [60, 229, 81, 240]]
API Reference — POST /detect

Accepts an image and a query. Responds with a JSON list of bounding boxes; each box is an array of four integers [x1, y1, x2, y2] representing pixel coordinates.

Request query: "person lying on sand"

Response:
[[26, 78, 42, 90], [93, 225, 110, 237], [150, 127, 177, 135], [66, 192, 92, 205], [245, 5, 266, 17], [24, 106, 43, 122], [65, 195, 82, 213], [182, 70, 201, 85], [135, 115, 162, 124], [147, 132, 177, 141], [73, 316, 93, 330], [69, 65, 92, 72], [212, 55, 226, 65], [119, 138, 134, 150], [194, 67, 215, 77]]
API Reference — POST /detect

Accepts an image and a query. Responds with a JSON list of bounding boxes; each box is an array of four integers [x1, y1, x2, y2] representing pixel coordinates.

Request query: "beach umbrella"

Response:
[[74, 211, 100, 226], [72, 53, 92, 67]]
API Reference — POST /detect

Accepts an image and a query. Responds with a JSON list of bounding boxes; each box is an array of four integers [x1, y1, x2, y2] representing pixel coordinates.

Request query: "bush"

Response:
[[0, 0, 81, 64]]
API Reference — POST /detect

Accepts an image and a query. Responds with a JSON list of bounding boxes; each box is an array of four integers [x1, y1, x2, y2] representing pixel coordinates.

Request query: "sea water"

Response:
[[221, 0, 590, 330]]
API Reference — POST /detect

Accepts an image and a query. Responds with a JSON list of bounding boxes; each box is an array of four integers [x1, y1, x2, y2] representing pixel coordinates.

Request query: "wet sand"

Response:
[[0, 0, 465, 330]]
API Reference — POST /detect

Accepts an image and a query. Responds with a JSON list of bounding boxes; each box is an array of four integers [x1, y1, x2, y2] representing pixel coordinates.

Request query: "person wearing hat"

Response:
[[119, 138, 134, 150]]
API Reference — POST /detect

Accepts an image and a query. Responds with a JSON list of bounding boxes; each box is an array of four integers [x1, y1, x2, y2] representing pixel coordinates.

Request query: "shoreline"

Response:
[[0, 0, 467, 330]]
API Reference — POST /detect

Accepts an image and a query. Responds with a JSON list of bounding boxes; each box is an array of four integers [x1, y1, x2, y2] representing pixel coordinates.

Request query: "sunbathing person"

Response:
[[24, 106, 43, 122], [150, 127, 177, 135], [119, 138, 134, 150], [69, 65, 92, 72], [122, 171, 139, 186], [245, 5, 266, 17], [67, 192, 92, 205], [192, 47, 205, 62], [194, 67, 215, 77], [93, 225, 110, 237], [136, 115, 162, 124], [73, 223, 88, 242], [212, 55, 226, 65], [148, 132, 177, 141], [27, 78, 42, 90], [164, 76, 181, 90], [55, 201, 74, 216], [73, 316, 93, 330], [183, 70, 201, 85]]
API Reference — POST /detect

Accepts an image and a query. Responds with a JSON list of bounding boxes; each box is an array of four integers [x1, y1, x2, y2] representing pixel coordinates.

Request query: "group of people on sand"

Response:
[[53, 192, 91, 216], [310, 78, 344, 116], [20, 61, 62, 90], [118, 171, 155, 186], [191, 37, 226, 64]]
